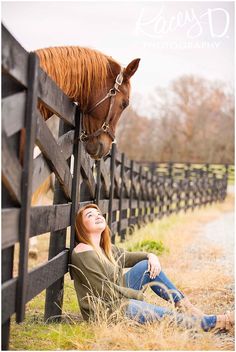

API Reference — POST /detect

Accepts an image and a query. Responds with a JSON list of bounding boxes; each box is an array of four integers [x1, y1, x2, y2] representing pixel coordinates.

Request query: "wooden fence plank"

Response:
[[30, 204, 71, 237], [1, 208, 20, 249], [36, 113, 72, 200], [38, 67, 75, 126], [32, 130, 75, 194], [80, 148, 96, 199], [2, 71, 25, 98], [98, 199, 110, 214], [30, 250, 69, 304], [100, 158, 111, 198], [2, 278, 17, 324], [2, 24, 28, 87], [2, 92, 26, 137], [2, 250, 69, 324], [1, 130, 22, 205]]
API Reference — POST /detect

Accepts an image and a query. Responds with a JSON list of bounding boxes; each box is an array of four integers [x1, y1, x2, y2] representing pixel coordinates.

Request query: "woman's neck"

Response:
[[90, 232, 102, 248]]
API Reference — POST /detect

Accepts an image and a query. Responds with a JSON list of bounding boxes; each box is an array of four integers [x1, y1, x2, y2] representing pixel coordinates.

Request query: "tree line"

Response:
[[116, 75, 234, 164]]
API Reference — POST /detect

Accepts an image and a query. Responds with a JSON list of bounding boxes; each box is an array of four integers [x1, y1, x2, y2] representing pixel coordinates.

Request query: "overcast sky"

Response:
[[2, 0, 234, 113]]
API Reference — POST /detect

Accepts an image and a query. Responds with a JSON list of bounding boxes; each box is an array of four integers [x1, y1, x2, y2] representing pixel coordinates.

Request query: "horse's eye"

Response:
[[121, 100, 129, 110]]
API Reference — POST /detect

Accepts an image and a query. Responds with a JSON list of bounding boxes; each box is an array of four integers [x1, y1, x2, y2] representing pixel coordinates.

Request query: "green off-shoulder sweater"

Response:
[[70, 245, 148, 321]]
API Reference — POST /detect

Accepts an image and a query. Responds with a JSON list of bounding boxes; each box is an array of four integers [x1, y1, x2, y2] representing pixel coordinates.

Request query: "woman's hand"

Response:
[[147, 253, 161, 279]]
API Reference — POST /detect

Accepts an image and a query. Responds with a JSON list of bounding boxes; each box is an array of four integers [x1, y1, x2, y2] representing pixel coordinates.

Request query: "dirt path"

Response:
[[158, 194, 235, 350], [200, 211, 234, 276]]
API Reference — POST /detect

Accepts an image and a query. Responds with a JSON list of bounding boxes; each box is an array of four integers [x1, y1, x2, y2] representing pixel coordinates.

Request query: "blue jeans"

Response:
[[124, 260, 217, 331]]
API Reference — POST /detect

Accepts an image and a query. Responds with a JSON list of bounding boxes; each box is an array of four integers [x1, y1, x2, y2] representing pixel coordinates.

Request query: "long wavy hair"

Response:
[[35, 46, 121, 113], [75, 204, 116, 265]]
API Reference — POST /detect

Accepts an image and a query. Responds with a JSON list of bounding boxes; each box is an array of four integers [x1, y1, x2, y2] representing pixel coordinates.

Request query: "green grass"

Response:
[[10, 276, 94, 350], [127, 239, 167, 255], [118, 213, 183, 251], [10, 318, 94, 350]]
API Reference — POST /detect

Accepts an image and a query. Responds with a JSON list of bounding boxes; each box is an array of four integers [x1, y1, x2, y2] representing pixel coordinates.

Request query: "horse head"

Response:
[[81, 58, 140, 159], [36, 47, 140, 159]]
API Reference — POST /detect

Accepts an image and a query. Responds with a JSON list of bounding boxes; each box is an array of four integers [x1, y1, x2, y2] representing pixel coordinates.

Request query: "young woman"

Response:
[[70, 204, 234, 331]]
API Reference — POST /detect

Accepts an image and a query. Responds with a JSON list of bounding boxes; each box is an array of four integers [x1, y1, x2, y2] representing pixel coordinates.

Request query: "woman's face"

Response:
[[82, 207, 106, 234]]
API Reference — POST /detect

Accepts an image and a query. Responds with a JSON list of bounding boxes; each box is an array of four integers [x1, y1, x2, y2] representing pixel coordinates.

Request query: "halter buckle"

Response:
[[109, 88, 117, 96], [101, 122, 109, 132], [79, 131, 88, 142]]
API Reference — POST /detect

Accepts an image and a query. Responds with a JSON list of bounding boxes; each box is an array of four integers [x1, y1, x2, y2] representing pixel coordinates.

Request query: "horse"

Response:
[[35, 46, 140, 159], [26, 46, 140, 257]]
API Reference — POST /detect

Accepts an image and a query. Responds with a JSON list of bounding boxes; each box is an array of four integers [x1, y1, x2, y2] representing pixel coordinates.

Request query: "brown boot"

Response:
[[214, 311, 235, 331], [175, 297, 205, 318]]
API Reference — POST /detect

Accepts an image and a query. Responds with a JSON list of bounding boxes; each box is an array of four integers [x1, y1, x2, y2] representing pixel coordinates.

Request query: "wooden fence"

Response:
[[1, 24, 233, 350]]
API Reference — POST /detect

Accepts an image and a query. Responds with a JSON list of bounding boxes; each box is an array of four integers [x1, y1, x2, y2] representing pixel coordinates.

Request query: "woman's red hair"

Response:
[[75, 204, 116, 264]]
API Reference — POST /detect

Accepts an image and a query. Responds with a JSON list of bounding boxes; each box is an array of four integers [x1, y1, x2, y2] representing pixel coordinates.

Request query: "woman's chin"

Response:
[[94, 224, 106, 231]]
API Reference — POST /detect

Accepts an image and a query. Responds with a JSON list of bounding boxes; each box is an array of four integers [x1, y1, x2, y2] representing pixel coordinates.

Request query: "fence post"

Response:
[[2, 224, 15, 350], [137, 165, 143, 227], [44, 119, 72, 322], [17, 52, 39, 323], [95, 160, 101, 207], [151, 163, 158, 220], [108, 143, 116, 243], [144, 169, 149, 223], [69, 108, 82, 265], [224, 164, 229, 199], [155, 164, 160, 218], [167, 162, 173, 215], [118, 153, 125, 240], [128, 160, 134, 228], [184, 162, 190, 212], [205, 163, 209, 204]]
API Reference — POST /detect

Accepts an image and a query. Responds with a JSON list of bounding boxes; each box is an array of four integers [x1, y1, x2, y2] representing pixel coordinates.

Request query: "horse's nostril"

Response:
[[85, 141, 104, 159], [86, 142, 98, 155]]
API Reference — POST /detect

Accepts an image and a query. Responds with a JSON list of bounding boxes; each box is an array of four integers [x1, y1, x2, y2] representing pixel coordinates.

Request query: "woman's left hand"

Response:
[[147, 253, 161, 279]]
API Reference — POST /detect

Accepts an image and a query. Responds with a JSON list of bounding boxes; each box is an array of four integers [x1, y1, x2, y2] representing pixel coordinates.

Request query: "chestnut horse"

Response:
[[27, 46, 140, 257], [36, 46, 140, 159]]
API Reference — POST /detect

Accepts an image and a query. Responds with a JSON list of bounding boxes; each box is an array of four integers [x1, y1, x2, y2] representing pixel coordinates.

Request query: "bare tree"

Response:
[[116, 75, 234, 164]]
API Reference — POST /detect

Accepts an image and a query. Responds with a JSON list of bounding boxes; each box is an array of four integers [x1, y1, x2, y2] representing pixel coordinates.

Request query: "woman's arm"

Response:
[[147, 253, 162, 279], [113, 246, 162, 278], [71, 253, 145, 302], [113, 245, 148, 267]]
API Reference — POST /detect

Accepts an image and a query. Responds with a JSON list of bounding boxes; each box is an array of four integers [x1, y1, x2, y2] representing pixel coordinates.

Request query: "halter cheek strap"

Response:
[[79, 68, 124, 142]]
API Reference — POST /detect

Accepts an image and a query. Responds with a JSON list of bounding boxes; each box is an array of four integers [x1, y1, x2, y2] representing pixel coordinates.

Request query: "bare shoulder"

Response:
[[74, 243, 93, 253]]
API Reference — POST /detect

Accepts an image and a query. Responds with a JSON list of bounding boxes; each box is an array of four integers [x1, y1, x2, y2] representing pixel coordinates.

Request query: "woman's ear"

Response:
[[123, 58, 141, 81]]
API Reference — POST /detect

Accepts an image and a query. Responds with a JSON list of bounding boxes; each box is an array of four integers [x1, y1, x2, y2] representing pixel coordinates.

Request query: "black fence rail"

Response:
[[1, 24, 233, 350]]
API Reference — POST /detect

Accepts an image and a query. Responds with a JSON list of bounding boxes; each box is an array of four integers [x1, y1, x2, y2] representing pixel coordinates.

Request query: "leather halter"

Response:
[[79, 69, 124, 142]]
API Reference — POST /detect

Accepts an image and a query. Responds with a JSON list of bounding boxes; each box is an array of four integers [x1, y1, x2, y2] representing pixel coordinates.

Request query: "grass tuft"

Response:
[[128, 238, 167, 255]]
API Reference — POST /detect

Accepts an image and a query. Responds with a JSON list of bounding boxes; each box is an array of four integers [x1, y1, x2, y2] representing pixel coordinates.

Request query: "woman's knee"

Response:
[[135, 259, 148, 274], [137, 259, 149, 272]]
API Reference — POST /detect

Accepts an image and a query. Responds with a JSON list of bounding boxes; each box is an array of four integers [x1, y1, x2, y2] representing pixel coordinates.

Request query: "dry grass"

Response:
[[10, 194, 234, 350], [72, 194, 235, 351]]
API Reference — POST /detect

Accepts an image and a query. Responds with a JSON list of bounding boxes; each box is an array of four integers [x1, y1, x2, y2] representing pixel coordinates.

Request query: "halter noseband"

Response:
[[79, 69, 124, 143]]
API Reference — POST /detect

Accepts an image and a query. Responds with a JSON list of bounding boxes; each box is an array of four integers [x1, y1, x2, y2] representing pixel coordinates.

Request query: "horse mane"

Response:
[[35, 46, 121, 110]]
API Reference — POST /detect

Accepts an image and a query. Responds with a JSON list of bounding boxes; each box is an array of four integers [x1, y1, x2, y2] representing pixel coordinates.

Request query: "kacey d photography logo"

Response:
[[135, 6, 231, 49]]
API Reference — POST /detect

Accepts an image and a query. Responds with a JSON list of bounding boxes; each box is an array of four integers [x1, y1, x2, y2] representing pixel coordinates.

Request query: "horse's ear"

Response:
[[123, 58, 141, 81]]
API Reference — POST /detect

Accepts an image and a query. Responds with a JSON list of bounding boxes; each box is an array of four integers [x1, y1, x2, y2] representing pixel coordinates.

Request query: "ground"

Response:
[[10, 190, 234, 350]]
